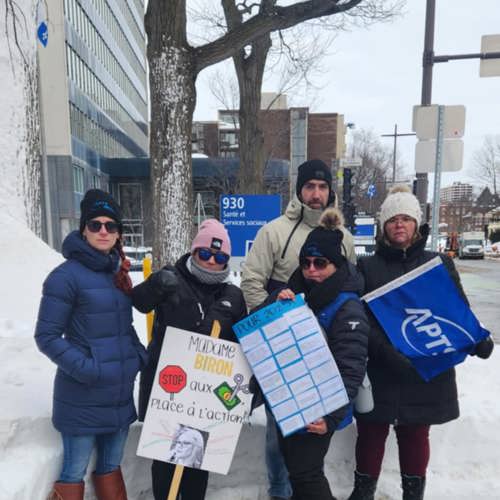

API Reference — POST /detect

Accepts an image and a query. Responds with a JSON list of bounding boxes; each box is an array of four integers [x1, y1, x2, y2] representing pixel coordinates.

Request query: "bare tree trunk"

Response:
[[146, 1, 196, 268], [235, 40, 270, 194], [222, 1, 272, 194], [24, 56, 42, 236]]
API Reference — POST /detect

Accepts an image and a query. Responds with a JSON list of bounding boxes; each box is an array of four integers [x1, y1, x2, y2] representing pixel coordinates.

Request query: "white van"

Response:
[[458, 231, 485, 259]]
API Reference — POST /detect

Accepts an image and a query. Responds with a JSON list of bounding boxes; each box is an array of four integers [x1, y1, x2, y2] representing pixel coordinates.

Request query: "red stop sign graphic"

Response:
[[159, 365, 187, 394]]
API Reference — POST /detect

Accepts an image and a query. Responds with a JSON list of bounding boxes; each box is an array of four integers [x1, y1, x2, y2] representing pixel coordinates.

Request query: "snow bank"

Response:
[[0, 213, 62, 341]]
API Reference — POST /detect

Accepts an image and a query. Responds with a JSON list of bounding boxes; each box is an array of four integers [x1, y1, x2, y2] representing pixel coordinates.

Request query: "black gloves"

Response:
[[149, 269, 178, 297], [471, 336, 494, 359]]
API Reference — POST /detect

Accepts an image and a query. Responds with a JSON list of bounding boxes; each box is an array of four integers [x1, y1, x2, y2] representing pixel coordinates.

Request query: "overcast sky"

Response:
[[193, 1, 500, 191]]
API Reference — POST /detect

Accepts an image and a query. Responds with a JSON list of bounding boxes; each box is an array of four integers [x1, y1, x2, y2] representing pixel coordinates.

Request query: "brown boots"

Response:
[[92, 467, 128, 500], [47, 481, 84, 500], [47, 468, 127, 500]]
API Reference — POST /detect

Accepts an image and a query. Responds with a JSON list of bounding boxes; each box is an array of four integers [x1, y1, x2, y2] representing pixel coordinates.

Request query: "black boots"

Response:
[[401, 474, 426, 500], [347, 471, 377, 500]]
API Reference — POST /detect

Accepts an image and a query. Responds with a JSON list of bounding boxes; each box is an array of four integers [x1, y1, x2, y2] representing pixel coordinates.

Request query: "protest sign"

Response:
[[137, 327, 252, 474], [233, 295, 348, 437], [363, 256, 491, 381]]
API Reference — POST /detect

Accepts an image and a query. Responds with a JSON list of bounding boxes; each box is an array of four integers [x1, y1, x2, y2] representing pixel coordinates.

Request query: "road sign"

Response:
[[480, 35, 500, 77], [220, 195, 281, 259], [415, 139, 464, 173], [340, 157, 363, 168], [353, 216, 376, 245], [37, 21, 48, 47], [412, 105, 465, 140], [159, 365, 187, 394], [366, 184, 376, 198]]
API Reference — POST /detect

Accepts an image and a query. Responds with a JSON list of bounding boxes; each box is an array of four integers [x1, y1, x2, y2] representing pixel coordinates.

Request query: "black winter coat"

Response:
[[132, 254, 247, 420], [266, 262, 369, 432], [356, 226, 464, 425]]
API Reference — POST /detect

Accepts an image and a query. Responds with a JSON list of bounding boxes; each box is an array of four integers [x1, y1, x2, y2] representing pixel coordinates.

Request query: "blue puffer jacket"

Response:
[[35, 231, 148, 435]]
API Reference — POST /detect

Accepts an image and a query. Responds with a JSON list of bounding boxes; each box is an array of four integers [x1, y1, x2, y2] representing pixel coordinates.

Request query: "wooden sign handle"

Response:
[[142, 256, 154, 344], [166, 320, 221, 500]]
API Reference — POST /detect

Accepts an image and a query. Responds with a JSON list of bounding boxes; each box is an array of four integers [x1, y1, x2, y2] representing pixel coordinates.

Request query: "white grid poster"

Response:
[[233, 295, 348, 436]]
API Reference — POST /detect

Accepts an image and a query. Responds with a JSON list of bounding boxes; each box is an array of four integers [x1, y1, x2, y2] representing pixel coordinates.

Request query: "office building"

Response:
[[38, 0, 148, 249]]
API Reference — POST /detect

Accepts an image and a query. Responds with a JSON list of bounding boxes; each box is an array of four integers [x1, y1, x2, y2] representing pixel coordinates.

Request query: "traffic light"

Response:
[[343, 168, 353, 205], [344, 204, 356, 233], [342, 168, 356, 232]]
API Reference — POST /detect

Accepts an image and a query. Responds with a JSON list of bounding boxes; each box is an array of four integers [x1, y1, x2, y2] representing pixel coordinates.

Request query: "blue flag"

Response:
[[363, 257, 490, 381]]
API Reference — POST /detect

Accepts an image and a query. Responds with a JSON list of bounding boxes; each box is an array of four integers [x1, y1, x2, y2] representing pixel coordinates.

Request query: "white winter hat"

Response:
[[379, 185, 422, 228]]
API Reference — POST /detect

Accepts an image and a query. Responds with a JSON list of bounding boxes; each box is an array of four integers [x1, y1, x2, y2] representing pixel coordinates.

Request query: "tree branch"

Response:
[[194, 0, 363, 72]]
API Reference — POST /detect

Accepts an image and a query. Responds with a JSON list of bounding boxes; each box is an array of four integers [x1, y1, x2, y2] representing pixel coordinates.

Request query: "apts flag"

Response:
[[363, 257, 490, 381]]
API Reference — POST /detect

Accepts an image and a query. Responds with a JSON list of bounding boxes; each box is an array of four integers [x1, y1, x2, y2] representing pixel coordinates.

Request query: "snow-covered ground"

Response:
[[0, 219, 499, 499]]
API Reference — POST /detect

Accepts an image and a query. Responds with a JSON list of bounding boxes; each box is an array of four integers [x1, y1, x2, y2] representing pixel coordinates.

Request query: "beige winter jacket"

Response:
[[240, 195, 356, 310]]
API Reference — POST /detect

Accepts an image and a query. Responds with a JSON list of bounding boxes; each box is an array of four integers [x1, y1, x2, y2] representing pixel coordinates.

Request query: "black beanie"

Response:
[[296, 159, 334, 204], [79, 189, 122, 233], [299, 207, 345, 267]]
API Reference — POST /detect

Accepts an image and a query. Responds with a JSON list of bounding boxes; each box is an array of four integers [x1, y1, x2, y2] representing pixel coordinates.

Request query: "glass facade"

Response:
[[62, 0, 148, 194]]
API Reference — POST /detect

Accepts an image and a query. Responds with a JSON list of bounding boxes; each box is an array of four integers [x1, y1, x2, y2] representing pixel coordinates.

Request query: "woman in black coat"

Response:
[[348, 186, 494, 500], [264, 208, 369, 500], [132, 219, 246, 500]]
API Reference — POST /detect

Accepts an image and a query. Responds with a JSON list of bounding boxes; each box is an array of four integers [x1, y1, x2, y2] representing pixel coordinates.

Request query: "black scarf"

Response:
[[287, 262, 350, 314]]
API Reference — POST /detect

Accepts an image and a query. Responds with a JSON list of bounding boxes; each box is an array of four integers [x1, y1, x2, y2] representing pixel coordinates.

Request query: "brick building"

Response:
[[439, 185, 500, 234], [192, 94, 346, 192]]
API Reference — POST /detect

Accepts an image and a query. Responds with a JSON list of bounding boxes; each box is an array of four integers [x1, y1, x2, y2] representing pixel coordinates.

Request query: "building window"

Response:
[[73, 165, 85, 194]]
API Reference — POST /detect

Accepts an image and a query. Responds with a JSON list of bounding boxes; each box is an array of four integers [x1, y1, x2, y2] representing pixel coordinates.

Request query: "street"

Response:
[[456, 257, 500, 343]]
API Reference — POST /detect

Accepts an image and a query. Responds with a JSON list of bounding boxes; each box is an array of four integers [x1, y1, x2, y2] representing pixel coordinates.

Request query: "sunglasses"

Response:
[[198, 247, 230, 265], [86, 220, 120, 234], [300, 257, 330, 270]]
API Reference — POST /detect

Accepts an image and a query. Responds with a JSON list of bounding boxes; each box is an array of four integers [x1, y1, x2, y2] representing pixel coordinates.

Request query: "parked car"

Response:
[[123, 246, 152, 271]]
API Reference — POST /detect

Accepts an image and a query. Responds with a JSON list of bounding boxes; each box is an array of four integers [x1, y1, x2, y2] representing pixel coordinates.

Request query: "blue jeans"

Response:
[[265, 406, 292, 498], [58, 427, 129, 483]]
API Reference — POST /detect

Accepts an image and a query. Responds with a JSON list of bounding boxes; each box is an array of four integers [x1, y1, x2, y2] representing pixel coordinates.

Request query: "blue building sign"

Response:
[[37, 21, 48, 47], [220, 195, 281, 258]]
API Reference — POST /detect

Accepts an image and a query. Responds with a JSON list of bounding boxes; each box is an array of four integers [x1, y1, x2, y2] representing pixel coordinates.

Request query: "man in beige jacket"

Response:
[[240, 158, 356, 500], [241, 159, 356, 311]]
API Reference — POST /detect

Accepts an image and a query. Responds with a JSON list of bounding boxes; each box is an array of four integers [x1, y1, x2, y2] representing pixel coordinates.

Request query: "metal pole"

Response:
[[417, 0, 436, 217], [430, 105, 444, 251], [392, 124, 397, 183], [421, 0, 436, 106]]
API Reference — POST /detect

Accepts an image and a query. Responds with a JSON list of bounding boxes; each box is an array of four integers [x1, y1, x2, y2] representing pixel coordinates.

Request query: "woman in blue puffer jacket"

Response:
[[35, 189, 147, 500]]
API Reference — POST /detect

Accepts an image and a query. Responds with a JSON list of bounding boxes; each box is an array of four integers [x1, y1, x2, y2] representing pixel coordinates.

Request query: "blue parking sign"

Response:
[[220, 195, 281, 258]]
